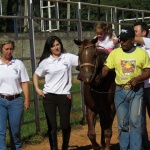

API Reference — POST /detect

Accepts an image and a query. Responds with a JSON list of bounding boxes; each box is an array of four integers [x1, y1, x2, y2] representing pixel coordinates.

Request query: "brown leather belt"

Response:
[[117, 83, 143, 90], [0, 94, 21, 101]]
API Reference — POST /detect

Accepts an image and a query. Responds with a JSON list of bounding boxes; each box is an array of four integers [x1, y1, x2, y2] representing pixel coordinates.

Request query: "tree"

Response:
[[6, 0, 18, 32], [1, 0, 150, 32]]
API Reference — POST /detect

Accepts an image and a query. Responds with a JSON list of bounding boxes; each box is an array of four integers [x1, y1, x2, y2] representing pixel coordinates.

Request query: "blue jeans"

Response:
[[115, 85, 143, 150], [0, 97, 24, 150], [142, 87, 150, 150]]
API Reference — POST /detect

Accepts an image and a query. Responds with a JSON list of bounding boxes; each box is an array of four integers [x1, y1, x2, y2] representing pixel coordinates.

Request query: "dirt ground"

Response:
[[23, 116, 150, 150]]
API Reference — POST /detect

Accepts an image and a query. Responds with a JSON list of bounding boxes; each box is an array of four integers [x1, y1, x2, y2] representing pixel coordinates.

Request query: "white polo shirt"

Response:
[[35, 53, 78, 94], [140, 37, 150, 88], [0, 58, 30, 95]]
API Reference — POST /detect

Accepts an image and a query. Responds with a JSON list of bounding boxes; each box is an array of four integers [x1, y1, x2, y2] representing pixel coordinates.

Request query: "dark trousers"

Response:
[[43, 93, 71, 150], [144, 88, 150, 117], [142, 87, 150, 150]]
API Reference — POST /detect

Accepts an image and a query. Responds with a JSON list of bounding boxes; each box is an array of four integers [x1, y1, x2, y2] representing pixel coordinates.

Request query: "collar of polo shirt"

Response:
[[0, 57, 16, 65], [49, 53, 65, 61]]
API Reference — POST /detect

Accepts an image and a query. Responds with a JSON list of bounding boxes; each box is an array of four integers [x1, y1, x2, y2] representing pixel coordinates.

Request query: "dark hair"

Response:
[[133, 22, 149, 37], [38, 36, 65, 64]]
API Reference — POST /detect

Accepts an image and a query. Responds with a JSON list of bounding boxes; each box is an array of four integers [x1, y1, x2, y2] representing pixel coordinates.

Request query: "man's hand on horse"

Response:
[[95, 74, 104, 85]]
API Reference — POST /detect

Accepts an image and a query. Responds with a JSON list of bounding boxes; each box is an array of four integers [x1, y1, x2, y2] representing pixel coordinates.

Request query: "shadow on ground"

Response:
[[69, 145, 92, 150], [69, 143, 119, 150]]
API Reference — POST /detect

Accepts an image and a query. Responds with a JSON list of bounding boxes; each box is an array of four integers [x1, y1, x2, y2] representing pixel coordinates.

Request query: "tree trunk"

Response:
[[6, 0, 14, 32]]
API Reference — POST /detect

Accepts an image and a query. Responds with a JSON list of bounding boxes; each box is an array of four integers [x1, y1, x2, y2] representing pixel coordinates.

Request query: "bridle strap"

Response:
[[80, 63, 95, 68], [79, 44, 95, 49], [79, 44, 97, 69]]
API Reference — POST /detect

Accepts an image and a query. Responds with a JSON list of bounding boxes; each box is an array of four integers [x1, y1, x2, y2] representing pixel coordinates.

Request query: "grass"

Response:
[[7, 83, 84, 147]]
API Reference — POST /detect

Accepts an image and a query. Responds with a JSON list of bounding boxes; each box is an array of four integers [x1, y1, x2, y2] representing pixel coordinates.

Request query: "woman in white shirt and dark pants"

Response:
[[33, 36, 78, 150]]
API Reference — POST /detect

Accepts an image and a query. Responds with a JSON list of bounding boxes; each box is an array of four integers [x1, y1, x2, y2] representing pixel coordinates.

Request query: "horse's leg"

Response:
[[99, 111, 106, 150], [99, 110, 112, 150], [86, 107, 100, 150], [103, 84, 116, 150]]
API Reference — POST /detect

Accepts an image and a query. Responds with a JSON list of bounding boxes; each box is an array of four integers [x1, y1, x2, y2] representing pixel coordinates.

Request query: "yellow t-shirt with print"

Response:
[[105, 47, 150, 85]]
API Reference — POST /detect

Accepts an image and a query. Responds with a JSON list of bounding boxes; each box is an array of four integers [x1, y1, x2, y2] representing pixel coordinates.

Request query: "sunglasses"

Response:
[[118, 38, 133, 43]]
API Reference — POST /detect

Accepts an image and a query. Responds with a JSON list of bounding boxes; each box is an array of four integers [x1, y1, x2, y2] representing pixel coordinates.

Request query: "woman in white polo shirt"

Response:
[[0, 36, 30, 149], [33, 36, 78, 150]]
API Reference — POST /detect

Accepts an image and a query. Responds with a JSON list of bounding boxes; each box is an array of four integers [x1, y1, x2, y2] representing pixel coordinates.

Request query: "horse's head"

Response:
[[74, 37, 100, 83]]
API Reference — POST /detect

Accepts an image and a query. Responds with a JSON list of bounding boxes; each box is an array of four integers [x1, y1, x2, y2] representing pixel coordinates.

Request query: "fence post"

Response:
[[0, 0, 2, 15], [76, 2, 86, 123], [80, 82, 86, 124], [28, 0, 41, 133], [113, 7, 119, 35], [77, 2, 82, 40]]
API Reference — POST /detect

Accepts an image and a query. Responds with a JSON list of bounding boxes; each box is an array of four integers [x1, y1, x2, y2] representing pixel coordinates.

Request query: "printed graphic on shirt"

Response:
[[121, 59, 136, 76], [13, 68, 21, 74], [63, 62, 69, 68]]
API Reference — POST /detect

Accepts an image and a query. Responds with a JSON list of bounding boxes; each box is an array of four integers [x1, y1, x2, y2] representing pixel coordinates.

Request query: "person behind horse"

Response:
[[95, 22, 118, 54], [0, 36, 30, 149], [100, 27, 150, 150], [133, 21, 150, 150], [33, 36, 78, 150]]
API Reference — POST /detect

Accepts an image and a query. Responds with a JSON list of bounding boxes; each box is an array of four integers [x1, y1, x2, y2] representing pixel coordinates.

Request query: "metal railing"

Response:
[[40, 0, 60, 32]]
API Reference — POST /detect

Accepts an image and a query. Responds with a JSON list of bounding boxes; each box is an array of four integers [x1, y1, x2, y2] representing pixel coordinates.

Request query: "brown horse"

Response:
[[74, 37, 116, 150]]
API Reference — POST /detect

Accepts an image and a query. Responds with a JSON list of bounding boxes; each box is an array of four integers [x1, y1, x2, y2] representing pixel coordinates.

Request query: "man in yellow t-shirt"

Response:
[[101, 27, 150, 150]]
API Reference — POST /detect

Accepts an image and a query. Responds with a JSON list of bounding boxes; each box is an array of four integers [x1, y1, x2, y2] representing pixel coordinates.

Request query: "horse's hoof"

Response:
[[92, 145, 100, 150], [93, 147, 101, 150], [100, 145, 104, 150], [93, 148, 101, 150], [99, 146, 110, 150]]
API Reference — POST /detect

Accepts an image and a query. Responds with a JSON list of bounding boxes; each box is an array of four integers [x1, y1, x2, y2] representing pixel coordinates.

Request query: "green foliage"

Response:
[[101, 0, 150, 10], [1, 0, 150, 32]]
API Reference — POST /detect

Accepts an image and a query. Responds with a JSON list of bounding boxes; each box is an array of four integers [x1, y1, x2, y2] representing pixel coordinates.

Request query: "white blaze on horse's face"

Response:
[[80, 45, 96, 83], [74, 38, 98, 83], [85, 49, 88, 55]]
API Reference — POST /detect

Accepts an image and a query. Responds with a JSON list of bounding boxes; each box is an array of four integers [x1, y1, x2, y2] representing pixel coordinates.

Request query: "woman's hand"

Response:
[[36, 88, 45, 97], [24, 100, 30, 110], [33, 73, 45, 97]]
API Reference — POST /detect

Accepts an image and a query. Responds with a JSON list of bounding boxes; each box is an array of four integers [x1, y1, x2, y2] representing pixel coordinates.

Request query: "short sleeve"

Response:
[[68, 53, 78, 67], [104, 51, 115, 69], [143, 37, 150, 49], [142, 51, 150, 69], [35, 60, 46, 77], [19, 61, 30, 82]]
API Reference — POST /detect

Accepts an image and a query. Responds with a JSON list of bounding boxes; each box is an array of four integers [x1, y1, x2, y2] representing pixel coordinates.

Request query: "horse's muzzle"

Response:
[[82, 73, 93, 83]]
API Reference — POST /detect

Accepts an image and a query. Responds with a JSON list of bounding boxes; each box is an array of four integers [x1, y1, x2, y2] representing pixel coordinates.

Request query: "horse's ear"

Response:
[[74, 39, 82, 46], [90, 37, 98, 44]]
